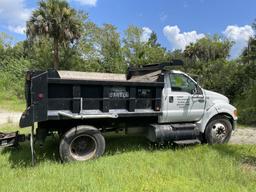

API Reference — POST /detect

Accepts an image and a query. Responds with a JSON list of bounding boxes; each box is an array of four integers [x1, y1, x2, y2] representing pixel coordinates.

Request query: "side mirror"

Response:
[[191, 87, 198, 95], [192, 85, 203, 96]]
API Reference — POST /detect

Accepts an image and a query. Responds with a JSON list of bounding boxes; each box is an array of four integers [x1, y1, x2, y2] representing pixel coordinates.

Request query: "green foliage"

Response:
[[236, 34, 256, 125], [236, 75, 256, 124], [0, 35, 31, 100], [82, 23, 126, 73], [25, 37, 85, 71], [73, 22, 126, 73], [98, 24, 126, 73], [184, 36, 232, 61], [122, 26, 144, 66], [24, 38, 53, 69], [123, 26, 167, 67], [241, 37, 256, 80], [27, 0, 84, 69], [0, 92, 25, 111], [0, 58, 31, 98]]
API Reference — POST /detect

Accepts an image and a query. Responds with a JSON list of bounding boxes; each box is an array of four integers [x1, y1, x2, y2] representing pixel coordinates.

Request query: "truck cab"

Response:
[[157, 70, 237, 144]]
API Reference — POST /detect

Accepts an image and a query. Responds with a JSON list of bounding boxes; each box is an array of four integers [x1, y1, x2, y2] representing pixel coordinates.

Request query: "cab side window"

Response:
[[170, 73, 198, 94]]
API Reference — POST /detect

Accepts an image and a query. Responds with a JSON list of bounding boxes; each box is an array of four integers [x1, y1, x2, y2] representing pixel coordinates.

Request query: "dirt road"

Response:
[[230, 128, 256, 144], [0, 110, 21, 125]]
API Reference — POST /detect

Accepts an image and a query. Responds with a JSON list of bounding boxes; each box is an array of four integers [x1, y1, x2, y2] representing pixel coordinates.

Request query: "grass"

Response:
[[0, 124, 256, 192], [0, 92, 25, 112]]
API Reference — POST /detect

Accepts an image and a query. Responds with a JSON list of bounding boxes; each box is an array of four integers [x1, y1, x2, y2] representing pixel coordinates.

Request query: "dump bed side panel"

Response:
[[47, 80, 163, 115], [20, 70, 164, 128]]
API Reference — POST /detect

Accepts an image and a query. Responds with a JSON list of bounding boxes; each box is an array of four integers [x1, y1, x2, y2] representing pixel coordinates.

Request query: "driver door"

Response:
[[166, 73, 205, 122]]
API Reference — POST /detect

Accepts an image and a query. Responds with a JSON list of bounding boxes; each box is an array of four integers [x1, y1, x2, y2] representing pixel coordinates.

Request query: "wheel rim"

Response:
[[69, 134, 97, 161], [211, 122, 228, 143]]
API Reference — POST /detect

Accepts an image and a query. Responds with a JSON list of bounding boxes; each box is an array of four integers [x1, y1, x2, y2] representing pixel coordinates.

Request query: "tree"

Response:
[[238, 30, 256, 124], [144, 32, 168, 64], [0, 33, 31, 98], [184, 36, 232, 62], [122, 26, 145, 66], [241, 37, 256, 80], [97, 24, 125, 73], [26, 0, 84, 69], [123, 26, 167, 67], [24, 37, 53, 69], [0, 32, 14, 61], [76, 22, 125, 73], [183, 35, 233, 82]]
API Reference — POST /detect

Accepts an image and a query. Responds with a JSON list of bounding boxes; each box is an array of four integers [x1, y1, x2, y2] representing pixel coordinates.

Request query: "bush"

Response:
[[238, 107, 256, 125], [235, 83, 256, 125], [0, 58, 31, 99]]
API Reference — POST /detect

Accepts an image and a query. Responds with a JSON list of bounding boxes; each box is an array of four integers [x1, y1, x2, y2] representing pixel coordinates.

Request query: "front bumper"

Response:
[[232, 120, 237, 130]]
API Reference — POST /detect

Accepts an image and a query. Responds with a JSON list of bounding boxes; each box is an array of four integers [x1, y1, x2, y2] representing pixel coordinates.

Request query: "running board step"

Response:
[[174, 139, 201, 145]]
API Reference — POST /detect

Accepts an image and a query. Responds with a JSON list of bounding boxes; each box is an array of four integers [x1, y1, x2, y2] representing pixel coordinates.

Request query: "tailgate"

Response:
[[19, 71, 48, 128]]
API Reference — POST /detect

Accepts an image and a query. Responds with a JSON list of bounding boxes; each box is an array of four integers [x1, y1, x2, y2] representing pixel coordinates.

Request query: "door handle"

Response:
[[169, 96, 174, 103], [192, 95, 204, 99], [192, 95, 205, 102]]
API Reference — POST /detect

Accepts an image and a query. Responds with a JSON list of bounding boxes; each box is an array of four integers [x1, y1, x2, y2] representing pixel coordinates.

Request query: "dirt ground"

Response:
[[0, 110, 255, 144], [0, 110, 21, 125], [230, 128, 256, 144]]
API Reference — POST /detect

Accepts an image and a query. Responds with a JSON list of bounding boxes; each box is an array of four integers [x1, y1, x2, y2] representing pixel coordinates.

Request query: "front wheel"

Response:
[[205, 116, 232, 144], [59, 125, 105, 162]]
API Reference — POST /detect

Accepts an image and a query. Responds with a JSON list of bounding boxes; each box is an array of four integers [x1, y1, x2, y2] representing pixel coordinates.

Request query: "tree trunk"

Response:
[[53, 39, 59, 70]]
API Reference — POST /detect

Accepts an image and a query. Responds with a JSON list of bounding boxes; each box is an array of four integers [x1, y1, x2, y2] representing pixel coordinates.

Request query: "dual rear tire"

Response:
[[59, 125, 105, 162]]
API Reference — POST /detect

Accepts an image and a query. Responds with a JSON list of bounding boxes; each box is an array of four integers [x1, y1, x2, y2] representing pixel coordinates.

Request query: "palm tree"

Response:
[[26, 0, 83, 69]]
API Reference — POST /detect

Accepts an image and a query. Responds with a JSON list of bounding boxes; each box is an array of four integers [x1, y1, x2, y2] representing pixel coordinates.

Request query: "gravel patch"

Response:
[[230, 128, 256, 144]]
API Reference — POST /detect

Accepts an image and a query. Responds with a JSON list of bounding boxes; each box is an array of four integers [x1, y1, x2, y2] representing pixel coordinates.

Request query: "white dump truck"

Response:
[[1, 60, 237, 163]]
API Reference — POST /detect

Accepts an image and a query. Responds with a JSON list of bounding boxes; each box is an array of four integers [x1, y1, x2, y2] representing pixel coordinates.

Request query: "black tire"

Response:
[[205, 116, 232, 144], [59, 125, 105, 162]]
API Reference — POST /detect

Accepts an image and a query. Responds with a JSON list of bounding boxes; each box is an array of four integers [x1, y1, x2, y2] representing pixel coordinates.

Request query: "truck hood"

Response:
[[203, 89, 229, 104]]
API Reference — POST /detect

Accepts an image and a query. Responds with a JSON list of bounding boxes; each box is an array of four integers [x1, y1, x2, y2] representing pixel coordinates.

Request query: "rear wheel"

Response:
[[59, 125, 105, 162], [205, 116, 232, 144]]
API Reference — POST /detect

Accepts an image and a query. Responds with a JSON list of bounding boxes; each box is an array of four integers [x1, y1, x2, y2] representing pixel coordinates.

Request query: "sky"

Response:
[[0, 0, 255, 58]]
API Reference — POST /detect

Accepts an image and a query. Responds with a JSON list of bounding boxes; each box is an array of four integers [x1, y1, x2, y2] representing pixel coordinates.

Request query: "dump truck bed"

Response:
[[20, 70, 164, 128], [58, 70, 162, 82]]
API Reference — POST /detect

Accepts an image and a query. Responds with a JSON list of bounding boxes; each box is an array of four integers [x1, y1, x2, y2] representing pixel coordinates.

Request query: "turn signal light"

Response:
[[37, 93, 44, 100], [233, 110, 238, 117]]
